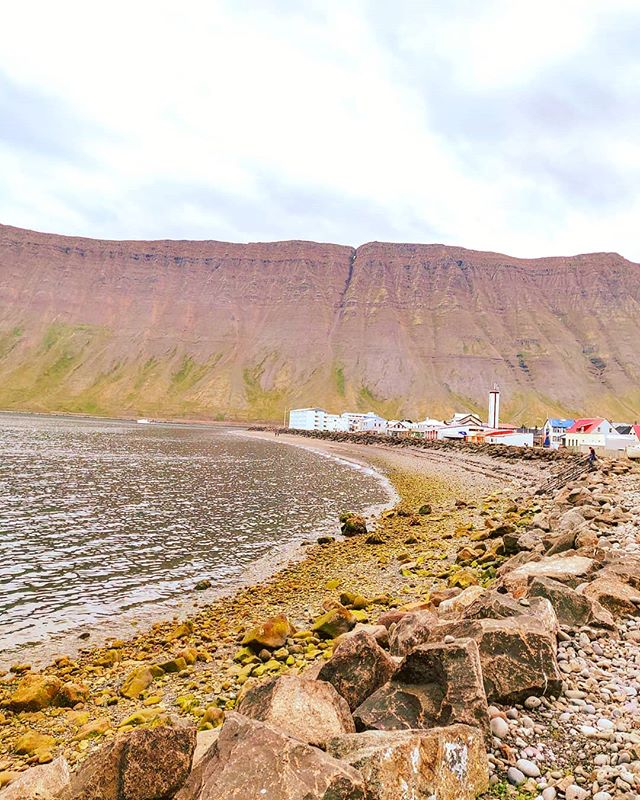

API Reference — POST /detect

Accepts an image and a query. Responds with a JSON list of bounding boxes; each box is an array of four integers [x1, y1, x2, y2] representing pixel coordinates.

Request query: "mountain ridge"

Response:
[[1, 223, 638, 422]]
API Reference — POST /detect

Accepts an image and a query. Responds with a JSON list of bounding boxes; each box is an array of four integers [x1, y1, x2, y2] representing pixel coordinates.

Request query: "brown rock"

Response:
[[580, 577, 640, 618], [8, 674, 62, 712], [598, 557, 640, 589], [463, 591, 559, 634], [317, 631, 396, 711], [56, 682, 89, 707], [0, 757, 69, 799], [176, 711, 366, 800], [327, 725, 489, 800], [501, 554, 597, 596], [353, 639, 489, 733], [429, 616, 562, 703], [388, 610, 439, 656], [526, 576, 615, 630], [67, 724, 196, 800], [241, 614, 295, 651], [236, 675, 355, 746]]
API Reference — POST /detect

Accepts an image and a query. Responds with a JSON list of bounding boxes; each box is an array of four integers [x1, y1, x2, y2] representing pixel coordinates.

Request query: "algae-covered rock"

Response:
[[120, 666, 155, 699], [15, 731, 56, 757], [312, 606, 357, 639], [241, 614, 295, 651], [73, 717, 111, 741], [418, 503, 432, 515], [340, 513, 368, 537], [8, 674, 62, 712], [158, 656, 188, 674], [56, 682, 89, 707]]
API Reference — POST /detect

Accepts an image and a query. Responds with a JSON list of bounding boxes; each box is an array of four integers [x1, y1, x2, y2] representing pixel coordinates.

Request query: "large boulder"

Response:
[[435, 585, 486, 618], [579, 577, 640, 618], [67, 724, 196, 800], [317, 631, 396, 711], [526, 576, 615, 630], [501, 554, 597, 596], [175, 712, 366, 800], [0, 757, 69, 799], [241, 614, 295, 651], [236, 675, 355, 746], [388, 610, 439, 656], [463, 591, 559, 634], [327, 725, 489, 800], [598, 557, 640, 590], [429, 615, 562, 703], [7, 674, 62, 712], [353, 639, 488, 733]]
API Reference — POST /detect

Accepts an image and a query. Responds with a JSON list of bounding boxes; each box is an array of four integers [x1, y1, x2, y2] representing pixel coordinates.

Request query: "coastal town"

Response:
[[288, 386, 640, 459]]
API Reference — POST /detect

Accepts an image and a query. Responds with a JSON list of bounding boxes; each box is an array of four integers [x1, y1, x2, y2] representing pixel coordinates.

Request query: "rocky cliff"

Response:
[[1, 224, 639, 422]]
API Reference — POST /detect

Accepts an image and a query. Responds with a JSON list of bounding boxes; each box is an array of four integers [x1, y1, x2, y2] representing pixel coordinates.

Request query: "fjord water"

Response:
[[0, 415, 391, 664]]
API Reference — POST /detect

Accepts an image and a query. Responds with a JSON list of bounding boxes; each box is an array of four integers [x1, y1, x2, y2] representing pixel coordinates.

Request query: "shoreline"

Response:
[[0, 427, 397, 672], [0, 435, 520, 779]]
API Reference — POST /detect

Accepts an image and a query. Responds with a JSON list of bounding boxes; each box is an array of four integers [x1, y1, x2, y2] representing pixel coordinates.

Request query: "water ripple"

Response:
[[0, 415, 389, 660]]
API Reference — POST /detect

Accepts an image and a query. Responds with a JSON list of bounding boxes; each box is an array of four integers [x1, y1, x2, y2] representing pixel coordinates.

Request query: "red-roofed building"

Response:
[[565, 418, 614, 449], [633, 425, 640, 443]]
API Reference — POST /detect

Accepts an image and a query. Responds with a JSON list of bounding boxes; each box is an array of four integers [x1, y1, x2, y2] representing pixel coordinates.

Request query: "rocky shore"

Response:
[[1, 434, 638, 799]]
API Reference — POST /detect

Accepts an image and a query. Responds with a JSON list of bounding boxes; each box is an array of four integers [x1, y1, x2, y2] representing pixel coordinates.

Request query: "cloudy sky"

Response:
[[1, 0, 639, 259]]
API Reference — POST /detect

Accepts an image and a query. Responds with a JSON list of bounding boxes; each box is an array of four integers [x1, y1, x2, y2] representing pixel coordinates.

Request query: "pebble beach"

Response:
[[0, 431, 639, 800]]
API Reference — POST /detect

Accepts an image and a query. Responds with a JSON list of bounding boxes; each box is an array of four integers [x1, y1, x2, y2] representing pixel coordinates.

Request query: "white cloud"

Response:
[[0, 0, 639, 259]]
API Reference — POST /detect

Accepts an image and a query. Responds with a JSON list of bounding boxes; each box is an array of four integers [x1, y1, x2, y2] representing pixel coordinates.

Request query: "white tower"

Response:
[[488, 384, 500, 429]]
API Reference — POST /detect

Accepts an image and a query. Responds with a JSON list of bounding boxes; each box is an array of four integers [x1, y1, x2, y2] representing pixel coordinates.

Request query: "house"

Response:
[[411, 417, 446, 441], [448, 412, 483, 427], [387, 420, 414, 438], [340, 412, 369, 431], [324, 414, 350, 432], [542, 418, 575, 449], [356, 412, 388, 433], [565, 418, 614, 450]]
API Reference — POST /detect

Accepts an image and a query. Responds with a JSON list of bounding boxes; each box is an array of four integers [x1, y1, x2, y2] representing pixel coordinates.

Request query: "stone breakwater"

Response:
[[0, 444, 638, 799]]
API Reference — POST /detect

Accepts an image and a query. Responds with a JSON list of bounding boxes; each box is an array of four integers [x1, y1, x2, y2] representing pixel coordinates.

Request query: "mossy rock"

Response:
[[120, 666, 155, 699], [418, 504, 432, 515], [311, 606, 356, 638], [241, 614, 295, 651], [340, 513, 368, 537]]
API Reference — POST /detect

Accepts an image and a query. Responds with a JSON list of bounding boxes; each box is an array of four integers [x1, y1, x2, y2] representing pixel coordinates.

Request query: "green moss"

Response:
[[334, 365, 345, 397]]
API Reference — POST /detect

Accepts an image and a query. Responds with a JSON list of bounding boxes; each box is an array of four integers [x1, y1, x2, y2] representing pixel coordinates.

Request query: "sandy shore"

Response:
[[0, 432, 535, 780]]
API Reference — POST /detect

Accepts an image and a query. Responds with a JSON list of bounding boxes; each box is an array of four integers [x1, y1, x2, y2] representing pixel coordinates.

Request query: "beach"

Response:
[[0, 429, 528, 780]]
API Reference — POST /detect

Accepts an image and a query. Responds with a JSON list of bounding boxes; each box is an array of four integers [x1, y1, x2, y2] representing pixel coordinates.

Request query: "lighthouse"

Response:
[[488, 384, 500, 429]]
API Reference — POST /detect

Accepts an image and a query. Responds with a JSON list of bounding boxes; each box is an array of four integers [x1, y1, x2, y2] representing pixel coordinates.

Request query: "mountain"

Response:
[[1, 224, 639, 423]]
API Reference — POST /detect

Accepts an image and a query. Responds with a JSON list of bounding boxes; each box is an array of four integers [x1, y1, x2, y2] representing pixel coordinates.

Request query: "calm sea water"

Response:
[[0, 414, 392, 664]]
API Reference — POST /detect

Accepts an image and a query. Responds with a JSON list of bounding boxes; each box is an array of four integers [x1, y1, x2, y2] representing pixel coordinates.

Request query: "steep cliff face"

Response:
[[0, 224, 639, 422]]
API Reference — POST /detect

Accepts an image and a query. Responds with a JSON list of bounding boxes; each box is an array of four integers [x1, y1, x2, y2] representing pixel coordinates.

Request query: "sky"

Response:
[[1, 0, 640, 259]]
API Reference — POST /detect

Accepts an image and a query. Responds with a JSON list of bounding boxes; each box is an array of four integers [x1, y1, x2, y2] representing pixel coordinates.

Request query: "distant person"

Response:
[[587, 447, 598, 470]]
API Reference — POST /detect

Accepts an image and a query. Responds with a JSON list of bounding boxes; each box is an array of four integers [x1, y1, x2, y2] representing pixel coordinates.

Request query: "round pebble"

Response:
[[490, 717, 509, 739]]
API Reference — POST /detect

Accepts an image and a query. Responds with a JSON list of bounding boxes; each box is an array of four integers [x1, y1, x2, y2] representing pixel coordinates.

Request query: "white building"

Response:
[[542, 418, 575, 449], [356, 411, 388, 433], [484, 430, 534, 447], [325, 413, 350, 432], [288, 408, 328, 431]]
